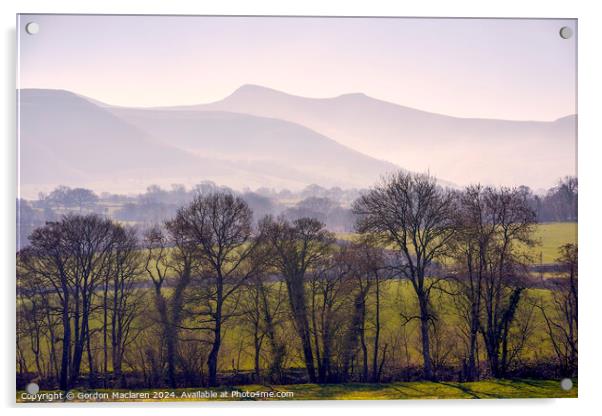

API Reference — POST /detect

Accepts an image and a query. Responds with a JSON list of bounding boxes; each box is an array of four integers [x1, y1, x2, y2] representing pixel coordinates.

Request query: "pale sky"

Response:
[[18, 15, 576, 121]]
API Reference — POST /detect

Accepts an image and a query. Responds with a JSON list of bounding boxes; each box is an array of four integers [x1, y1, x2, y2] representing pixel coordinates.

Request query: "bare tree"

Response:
[[14, 179, 573, 390], [546, 177, 578, 222], [107, 226, 144, 387], [449, 185, 497, 380], [17, 269, 48, 380], [18, 215, 120, 389], [44, 186, 99, 212], [538, 243, 578, 377], [338, 238, 389, 382], [143, 220, 198, 388], [175, 192, 259, 386], [353, 172, 457, 380], [477, 188, 536, 378], [310, 245, 355, 382], [239, 273, 287, 382], [260, 216, 335, 383], [339, 243, 372, 382]]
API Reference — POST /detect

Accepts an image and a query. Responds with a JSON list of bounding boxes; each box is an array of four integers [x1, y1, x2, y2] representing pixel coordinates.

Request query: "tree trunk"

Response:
[[260, 283, 284, 382], [359, 300, 369, 382], [45, 309, 59, 382], [86, 322, 96, 388], [372, 275, 381, 382], [165, 323, 177, 388], [418, 294, 433, 380], [466, 302, 480, 381], [253, 322, 261, 382], [103, 280, 109, 385], [154, 291, 176, 388], [321, 319, 332, 382], [59, 291, 70, 391], [207, 335, 221, 386], [207, 279, 223, 387], [287, 277, 316, 382], [299, 324, 317, 383]]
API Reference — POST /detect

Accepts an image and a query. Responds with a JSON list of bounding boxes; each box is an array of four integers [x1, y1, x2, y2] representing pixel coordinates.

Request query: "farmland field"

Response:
[[213, 222, 578, 370], [16, 379, 576, 402], [531, 222, 577, 263], [18, 221, 577, 374], [337, 222, 576, 265], [17, 220, 577, 397]]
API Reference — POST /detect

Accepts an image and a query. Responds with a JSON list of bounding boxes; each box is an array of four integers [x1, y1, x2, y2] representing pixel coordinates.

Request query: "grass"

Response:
[[337, 222, 577, 265], [16, 221, 577, 385], [530, 222, 577, 264], [16, 379, 577, 402], [19, 278, 559, 374]]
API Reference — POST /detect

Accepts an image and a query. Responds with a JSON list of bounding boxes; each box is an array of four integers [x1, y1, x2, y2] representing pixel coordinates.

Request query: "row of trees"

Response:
[[19, 177, 578, 249], [17, 173, 577, 390], [525, 176, 578, 222]]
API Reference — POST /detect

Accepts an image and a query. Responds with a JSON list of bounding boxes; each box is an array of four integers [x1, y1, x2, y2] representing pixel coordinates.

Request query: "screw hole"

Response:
[[560, 378, 573, 391], [559, 26, 573, 39], [25, 22, 39, 35]]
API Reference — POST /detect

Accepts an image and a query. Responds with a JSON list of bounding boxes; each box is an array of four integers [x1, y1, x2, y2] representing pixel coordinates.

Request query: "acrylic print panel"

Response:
[[16, 15, 577, 403]]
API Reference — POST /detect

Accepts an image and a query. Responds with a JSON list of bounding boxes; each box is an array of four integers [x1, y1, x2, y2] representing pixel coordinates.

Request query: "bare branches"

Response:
[[172, 192, 258, 386], [353, 172, 456, 380], [536, 244, 578, 376], [16, 176, 574, 389]]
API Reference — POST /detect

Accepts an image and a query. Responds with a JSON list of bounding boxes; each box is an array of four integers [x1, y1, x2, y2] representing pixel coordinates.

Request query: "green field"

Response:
[[17, 221, 577, 395], [141, 222, 577, 284], [337, 222, 577, 265], [216, 222, 577, 370], [65, 278, 557, 372], [16, 379, 576, 402], [531, 222, 577, 263], [19, 278, 563, 375]]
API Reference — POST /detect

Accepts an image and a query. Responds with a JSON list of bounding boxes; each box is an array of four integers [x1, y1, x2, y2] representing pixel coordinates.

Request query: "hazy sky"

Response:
[[18, 15, 576, 121]]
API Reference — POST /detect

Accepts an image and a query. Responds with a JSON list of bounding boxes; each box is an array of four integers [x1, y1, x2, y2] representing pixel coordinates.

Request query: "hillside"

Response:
[[167, 84, 576, 189], [108, 107, 400, 189], [18, 89, 401, 196], [18, 86, 575, 196], [18, 90, 238, 193]]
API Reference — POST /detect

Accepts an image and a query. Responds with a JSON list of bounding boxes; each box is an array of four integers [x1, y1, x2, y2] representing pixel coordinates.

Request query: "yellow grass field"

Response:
[[16, 379, 577, 402]]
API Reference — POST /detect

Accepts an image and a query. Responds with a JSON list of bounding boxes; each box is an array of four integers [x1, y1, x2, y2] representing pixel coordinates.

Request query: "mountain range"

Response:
[[169, 85, 576, 191], [18, 86, 576, 198]]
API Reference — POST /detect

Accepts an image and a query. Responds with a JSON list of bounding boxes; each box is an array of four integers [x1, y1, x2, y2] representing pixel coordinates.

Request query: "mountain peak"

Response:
[[229, 85, 371, 102], [230, 84, 284, 96], [336, 92, 369, 100]]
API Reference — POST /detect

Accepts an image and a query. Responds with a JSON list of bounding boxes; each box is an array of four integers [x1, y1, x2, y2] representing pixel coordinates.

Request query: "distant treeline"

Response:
[[524, 176, 577, 222], [17, 177, 576, 250], [17, 173, 577, 391]]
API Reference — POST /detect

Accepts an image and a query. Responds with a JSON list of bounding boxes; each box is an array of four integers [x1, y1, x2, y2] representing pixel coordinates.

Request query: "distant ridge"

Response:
[[18, 85, 576, 197], [159, 84, 576, 190], [18, 89, 404, 197]]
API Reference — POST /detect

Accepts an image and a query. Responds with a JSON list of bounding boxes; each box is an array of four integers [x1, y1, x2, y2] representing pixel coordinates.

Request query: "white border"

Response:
[[2, 1, 600, 415]]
